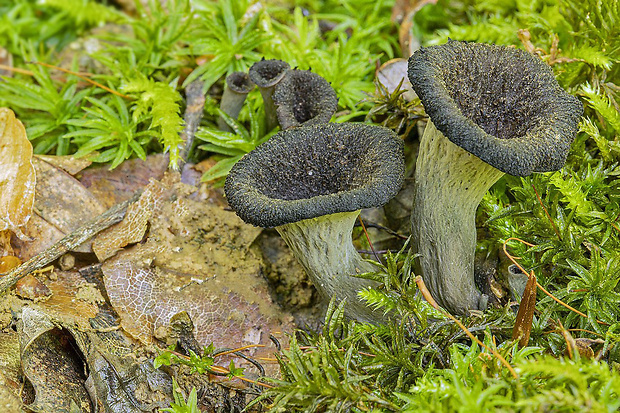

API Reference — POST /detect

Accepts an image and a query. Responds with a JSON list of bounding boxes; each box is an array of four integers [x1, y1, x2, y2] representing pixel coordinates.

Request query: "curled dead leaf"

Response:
[[0, 108, 36, 241], [35, 154, 95, 176], [376, 58, 416, 101], [92, 177, 167, 261]]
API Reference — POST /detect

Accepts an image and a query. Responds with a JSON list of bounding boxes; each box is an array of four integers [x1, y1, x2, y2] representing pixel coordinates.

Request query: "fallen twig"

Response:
[[416, 275, 518, 379], [178, 79, 206, 170], [0, 79, 209, 294], [0, 193, 140, 295]]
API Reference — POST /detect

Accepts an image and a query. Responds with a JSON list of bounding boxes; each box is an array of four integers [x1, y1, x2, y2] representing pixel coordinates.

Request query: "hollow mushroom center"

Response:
[[252, 61, 289, 84], [440, 49, 552, 140], [293, 100, 315, 124], [253, 138, 380, 201], [228, 72, 254, 92], [286, 81, 322, 123]]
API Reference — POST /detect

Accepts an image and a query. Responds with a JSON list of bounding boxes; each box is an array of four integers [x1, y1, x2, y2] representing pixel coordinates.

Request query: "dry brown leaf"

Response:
[[35, 154, 94, 176], [12, 213, 65, 261], [32, 157, 106, 234], [80, 153, 167, 208], [376, 58, 417, 101], [13, 157, 106, 259], [512, 271, 537, 348], [92, 178, 167, 261], [99, 179, 291, 377], [0, 108, 36, 241]]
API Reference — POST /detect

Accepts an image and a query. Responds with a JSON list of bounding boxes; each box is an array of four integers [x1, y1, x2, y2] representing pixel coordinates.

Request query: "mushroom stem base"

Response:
[[276, 210, 382, 323], [412, 121, 504, 314]]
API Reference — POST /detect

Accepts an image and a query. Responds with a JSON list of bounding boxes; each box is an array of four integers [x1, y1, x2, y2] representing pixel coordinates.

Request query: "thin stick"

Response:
[[358, 216, 382, 264], [168, 349, 273, 388], [415, 275, 439, 309], [0, 64, 34, 76], [0, 193, 140, 295], [532, 184, 561, 240], [33, 61, 131, 99], [177, 80, 205, 169], [214, 344, 266, 358], [416, 276, 518, 379]]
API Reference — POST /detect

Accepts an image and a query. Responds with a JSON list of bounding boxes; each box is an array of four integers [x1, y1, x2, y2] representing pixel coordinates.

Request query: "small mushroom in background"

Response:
[[407, 40, 583, 315], [248, 59, 291, 132], [217, 72, 255, 132], [225, 123, 405, 323], [272, 69, 338, 130]]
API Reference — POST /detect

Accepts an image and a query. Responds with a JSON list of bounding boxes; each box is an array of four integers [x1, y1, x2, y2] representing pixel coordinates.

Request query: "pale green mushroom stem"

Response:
[[217, 72, 255, 132], [412, 121, 504, 314], [249, 59, 290, 132], [276, 210, 380, 323]]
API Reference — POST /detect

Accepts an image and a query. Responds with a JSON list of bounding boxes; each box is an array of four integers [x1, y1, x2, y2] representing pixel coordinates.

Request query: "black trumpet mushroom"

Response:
[[217, 71, 255, 132], [225, 122, 404, 323], [248, 59, 290, 132], [407, 40, 583, 315], [272, 69, 338, 130]]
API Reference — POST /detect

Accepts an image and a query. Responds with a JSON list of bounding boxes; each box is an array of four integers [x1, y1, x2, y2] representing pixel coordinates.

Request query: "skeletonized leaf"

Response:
[[0, 108, 35, 240]]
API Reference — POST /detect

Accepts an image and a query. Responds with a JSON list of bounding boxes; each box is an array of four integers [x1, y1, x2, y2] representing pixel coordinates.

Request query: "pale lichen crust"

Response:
[[225, 122, 405, 228], [408, 40, 583, 176]]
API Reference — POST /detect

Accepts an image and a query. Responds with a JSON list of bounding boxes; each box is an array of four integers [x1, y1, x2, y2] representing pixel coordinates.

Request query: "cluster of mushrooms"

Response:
[[217, 59, 337, 132], [223, 40, 583, 323]]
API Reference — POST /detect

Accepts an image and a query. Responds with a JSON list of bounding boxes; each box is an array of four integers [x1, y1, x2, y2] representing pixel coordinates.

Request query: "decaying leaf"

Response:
[[100, 177, 292, 377], [512, 271, 537, 348], [32, 157, 106, 234], [35, 154, 95, 176], [16, 307, 172, 413], [13, 157, 106, 259], [80, 153, 168, 208], [0, 108, 36, 241], [92, 177, 167, 261], [0, 329, 23, 413], [18, 307, 93, 413], [376, 58, 416, 101], [15, 274, 52, 301]]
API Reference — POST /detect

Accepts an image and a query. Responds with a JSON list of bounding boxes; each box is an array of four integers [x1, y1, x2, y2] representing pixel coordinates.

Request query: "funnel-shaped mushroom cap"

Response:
[[408, 40, 583, 176], [272, 69, 338, 129], [225, 123, 405, 228], [249, 59, 291, 88], [226, 72, 255, 94]]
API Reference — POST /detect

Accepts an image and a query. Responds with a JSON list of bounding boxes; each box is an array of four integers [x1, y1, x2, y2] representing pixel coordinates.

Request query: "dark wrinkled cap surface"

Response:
[[248, 59, 290, 88], [226, 72, 255, 94], [225, 123, 405, 228], [272, 69, 338, 129], [408, 40, 583, 176]]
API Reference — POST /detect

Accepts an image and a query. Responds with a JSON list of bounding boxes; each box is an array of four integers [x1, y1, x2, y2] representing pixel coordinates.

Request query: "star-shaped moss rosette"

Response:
[[225, 122, 404, 323], [408, 40, 583, 315]]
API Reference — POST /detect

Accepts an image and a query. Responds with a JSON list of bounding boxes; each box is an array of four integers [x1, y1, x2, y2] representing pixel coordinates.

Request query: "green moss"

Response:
[[2, 0, 619, 411]]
